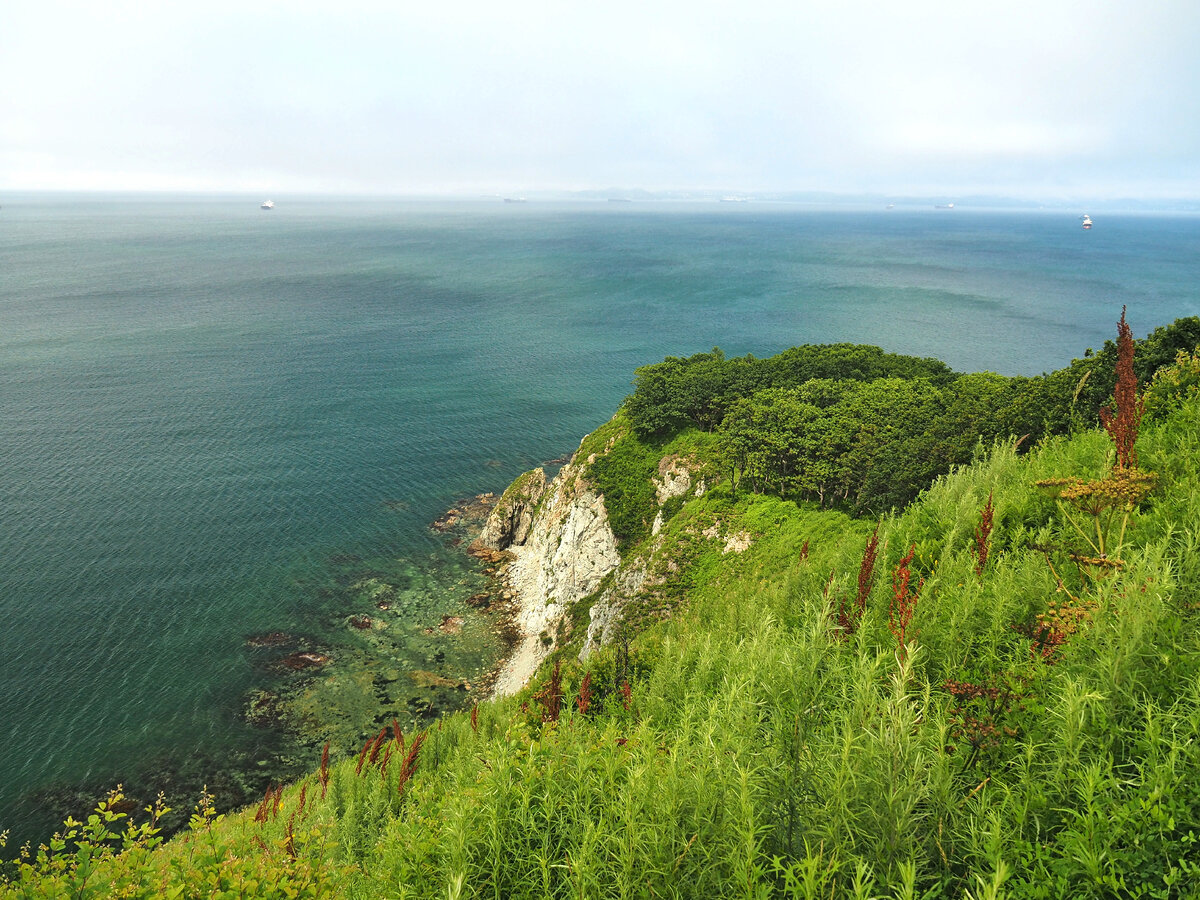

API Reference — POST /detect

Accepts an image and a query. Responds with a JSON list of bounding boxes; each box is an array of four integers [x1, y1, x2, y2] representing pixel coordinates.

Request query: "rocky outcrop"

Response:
[[490, 448, 621, 697], [485, 441, 719, 695], [653, 455, 695, 504], [651, 455, 707, 536], [581, 559, 648, 661], [472, 469, 547, 552]]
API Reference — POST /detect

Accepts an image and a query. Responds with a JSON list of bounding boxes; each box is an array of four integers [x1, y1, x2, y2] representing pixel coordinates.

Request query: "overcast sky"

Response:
[[4, 0, 1199, 198]]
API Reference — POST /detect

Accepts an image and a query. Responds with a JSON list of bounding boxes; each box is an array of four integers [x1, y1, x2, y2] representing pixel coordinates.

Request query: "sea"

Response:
[[2, 195, 1198, 845]]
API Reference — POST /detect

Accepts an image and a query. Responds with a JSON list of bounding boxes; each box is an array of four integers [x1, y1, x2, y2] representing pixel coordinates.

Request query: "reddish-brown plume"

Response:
[[889, 544, 922, 661], [367, 727, 388, 766], [533, 659, 564, 723], [470, 704, 479, 732], [396, 732, 427, 795], [834, 523, 879, 637], [577, 671, 593, 715], [253, 785, 273, 825], [354, 737, 372, 775], [1098, 306, 1145, 469], [973, 492, 994, 577], [392, 717, 402, 744], [854, 523, 880, 620], [284, 813, 296, 859], [319, 741, 330, 798]]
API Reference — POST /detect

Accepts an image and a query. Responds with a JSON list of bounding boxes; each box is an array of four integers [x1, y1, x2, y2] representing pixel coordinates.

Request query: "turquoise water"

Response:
[[2, 196, 1198, 841]]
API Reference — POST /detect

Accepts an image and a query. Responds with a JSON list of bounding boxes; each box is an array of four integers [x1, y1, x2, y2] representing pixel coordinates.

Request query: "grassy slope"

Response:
[[6, 394, 1200, 899]]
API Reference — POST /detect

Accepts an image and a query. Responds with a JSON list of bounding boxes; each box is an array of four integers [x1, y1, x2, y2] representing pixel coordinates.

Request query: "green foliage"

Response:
[[625, 319, 1200, 519], [625, 346, 744, 435], [583, 417, 660, 550], [1136, 316, 1200, 382], [718, 377, 963, 513], [1144, 345, 1200, 421], [625, 343, 957, 438]]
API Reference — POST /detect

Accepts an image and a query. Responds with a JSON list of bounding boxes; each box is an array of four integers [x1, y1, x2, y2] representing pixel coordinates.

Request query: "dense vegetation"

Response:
[[624, 320, 1200, 516], [5, 316, 1200, 898]]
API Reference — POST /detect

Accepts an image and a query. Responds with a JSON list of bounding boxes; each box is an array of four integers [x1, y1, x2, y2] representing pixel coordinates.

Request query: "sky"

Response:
[[4, 0, 1200, 199]]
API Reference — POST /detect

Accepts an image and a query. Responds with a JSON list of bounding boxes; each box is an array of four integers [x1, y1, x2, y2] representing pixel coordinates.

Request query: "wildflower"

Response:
[[577, 672, 593, 715], [319, 742, 330, 798], [889, 545, 922, 661], [972, 492, 994, 577], [1098, 306, 1145, 469], [396, 732, 427, 795]]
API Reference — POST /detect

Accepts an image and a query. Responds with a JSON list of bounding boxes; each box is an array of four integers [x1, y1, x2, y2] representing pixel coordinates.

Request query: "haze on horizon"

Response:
[[4, 0, 1199, 201]]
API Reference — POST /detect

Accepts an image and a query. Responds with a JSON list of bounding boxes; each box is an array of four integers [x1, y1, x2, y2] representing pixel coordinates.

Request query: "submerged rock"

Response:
[[432, 492, 497, 533], [278, 651, 332, 671], [466, 591, 492, 609], [408, 670, 465, 689], [244, 690, 289, 729]]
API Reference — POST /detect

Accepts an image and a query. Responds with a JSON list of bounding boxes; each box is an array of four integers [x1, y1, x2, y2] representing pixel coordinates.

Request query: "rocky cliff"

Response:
[[471, 468, 547, 551], [477, 428, 716, 697], [476, 448, 621, 696]]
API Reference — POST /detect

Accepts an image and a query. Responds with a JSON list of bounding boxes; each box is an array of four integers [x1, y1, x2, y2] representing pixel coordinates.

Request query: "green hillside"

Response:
[[6, 318, 1200, 898]]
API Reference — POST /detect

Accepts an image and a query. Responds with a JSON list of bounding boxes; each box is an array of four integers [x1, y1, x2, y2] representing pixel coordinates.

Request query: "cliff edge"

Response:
[[474, 447, 620, 696]]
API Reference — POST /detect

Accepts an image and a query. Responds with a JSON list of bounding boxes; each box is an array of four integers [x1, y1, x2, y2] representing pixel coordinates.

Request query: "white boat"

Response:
[[260, 200, 275, 210], [1082, 215, 1093, 229], [502, 197, 527, 204]]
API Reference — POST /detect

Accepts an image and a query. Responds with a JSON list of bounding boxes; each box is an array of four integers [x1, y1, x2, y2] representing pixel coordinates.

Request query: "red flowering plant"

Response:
[[889, 545, 922, 663], [1037, 308, 1156, 577], [1030, 308, 1157, 661]]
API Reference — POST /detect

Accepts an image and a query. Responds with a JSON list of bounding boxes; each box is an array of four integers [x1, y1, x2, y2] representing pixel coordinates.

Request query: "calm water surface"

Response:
[[1, 196, 1197, 841]]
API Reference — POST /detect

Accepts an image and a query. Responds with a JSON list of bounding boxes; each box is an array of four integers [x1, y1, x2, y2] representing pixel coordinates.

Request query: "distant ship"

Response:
[[503, 197, 527, 204], [1082, 215, 1093, 229], [886, 203, 895, 209], [935, 202, 955, 209], [720, 196, 747, 203], [260, 200, 274, 210]]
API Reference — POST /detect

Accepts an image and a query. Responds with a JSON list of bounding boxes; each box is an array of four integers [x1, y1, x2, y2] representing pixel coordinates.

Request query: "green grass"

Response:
[[7, 391, 1200, 899]]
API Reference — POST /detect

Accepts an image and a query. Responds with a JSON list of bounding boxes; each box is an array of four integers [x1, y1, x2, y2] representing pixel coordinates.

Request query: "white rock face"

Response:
[[581, 560, 648, 661], [490, 454, 620, 697], [653, 455, 694, 504], [723, 530, 752, 554]]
